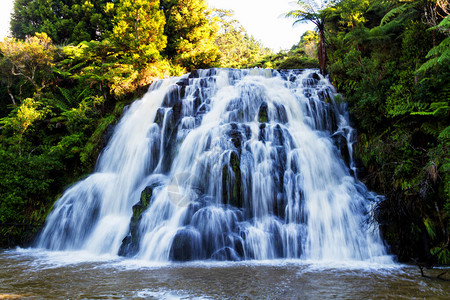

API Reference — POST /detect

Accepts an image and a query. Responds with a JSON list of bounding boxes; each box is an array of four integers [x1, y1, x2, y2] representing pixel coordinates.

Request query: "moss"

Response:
[[118, 185, 154, 257], [222, 152, 242, 208], [258, 102, 269, 123]]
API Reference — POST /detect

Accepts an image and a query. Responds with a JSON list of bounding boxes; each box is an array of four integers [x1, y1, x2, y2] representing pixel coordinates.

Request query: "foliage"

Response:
[[0, 33, 56, 104], [111, 0, 167, 64], [324, 0, 450, 264], [285, 0, 335, 74], [10, 0, 115, 44], [162, 0, 220, 70], [213, 9, 271, 68], [250, 29, 319, 69], [0, 0, 228, 247]]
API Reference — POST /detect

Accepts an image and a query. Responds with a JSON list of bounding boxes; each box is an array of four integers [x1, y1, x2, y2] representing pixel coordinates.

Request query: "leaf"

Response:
[[438, 126, 450, 141], [380, 5, 407, 25]]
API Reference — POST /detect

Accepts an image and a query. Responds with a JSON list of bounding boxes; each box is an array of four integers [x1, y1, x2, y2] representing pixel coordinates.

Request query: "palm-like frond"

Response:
[[285, 1, 325, 25]]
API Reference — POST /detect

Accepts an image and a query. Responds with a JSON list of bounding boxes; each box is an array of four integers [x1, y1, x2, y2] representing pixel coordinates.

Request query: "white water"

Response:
[[37, 68, 392, 263]]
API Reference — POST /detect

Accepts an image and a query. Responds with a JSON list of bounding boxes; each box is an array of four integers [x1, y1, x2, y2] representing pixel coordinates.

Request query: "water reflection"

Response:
[[0, 250, 448, 299]]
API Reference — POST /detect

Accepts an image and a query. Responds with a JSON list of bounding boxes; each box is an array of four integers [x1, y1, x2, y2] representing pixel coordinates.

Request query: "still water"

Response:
[[1, 249, 449, 299]]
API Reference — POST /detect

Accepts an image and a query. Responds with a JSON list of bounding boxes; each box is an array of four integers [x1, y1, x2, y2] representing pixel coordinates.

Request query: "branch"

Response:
[[6, 76, 16, 106]]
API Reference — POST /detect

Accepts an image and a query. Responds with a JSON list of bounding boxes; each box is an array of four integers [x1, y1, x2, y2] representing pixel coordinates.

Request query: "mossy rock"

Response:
[[258, 102, 269, 123], [118, 185, 155, 257], [222, 151, 242, 208]]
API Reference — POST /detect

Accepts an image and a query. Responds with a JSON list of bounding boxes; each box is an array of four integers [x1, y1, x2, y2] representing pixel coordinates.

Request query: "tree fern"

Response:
[[438, 125, 450, 141], [416, 37, 450, 73], [411, 102, 450, 117], [380, 4, 408, 25]]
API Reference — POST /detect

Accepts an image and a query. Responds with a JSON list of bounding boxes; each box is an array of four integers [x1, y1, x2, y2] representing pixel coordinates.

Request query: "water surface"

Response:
[[1, 250, 448, 299]]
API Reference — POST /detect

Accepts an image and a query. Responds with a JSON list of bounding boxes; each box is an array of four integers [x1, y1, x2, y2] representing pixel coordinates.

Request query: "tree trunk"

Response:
[[318, 26, 327, 76]]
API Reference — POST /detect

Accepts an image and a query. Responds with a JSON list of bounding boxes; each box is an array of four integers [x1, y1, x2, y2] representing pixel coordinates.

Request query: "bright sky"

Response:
[[0, 0, 314, 51], [0, 0, 14, 40], [207, 0, 314, 50]]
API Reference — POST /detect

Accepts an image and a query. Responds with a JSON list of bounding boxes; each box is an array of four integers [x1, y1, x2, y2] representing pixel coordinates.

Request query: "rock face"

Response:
[[118, 185, 154, 257]]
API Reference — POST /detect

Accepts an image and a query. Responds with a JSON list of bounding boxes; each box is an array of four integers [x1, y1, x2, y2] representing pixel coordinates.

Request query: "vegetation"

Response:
[[0, 0, 270, 247], [285, 0, 334, 74], [250, 30, 319, 69], [213, 9, 272, 68], [318, 0, 449, 264], [11, 0, 115, 44], [1, 0, 448, 268]]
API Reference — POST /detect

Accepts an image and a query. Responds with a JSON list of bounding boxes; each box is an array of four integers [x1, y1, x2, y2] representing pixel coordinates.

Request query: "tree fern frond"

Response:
[[416, 37, 450, 73], [438, 126, 450, 141], [380, 4, 408, 25]]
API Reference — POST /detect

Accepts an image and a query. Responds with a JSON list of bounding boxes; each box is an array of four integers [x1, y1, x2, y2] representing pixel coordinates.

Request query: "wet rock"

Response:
[[172, 98, 183, 123], [189, 69, 200, 78], [227, 123, 244, 150], [259, 123, 266, 142], [176, 78, 189, 86], [222, 151, 242, 208], [270, 223, 284, 258], [211, 247, 241, 261], [102, 123, 116, 147], [170, 228, 201, 261], [273, 192, 286, 220], [258, 102, 269, 123], [197, 103, 209, 114], [273, 102, 288, 124], [303, 88, 313, 98], [182, 200, 205, 226], [206, 68, 218, 76], [310, 72, 321, 81], [154, 107, 165, 127], [162, 85, 182, 107], [233, 236, 245, 258], [332, 133, 350, 168], [118, 185, 155, 257], [318, 89, 332, 103], [272, 124, 284, 146]]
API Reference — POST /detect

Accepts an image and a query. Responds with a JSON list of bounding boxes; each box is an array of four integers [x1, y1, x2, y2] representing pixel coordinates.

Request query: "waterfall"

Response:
[[37, 68, 390, 262]]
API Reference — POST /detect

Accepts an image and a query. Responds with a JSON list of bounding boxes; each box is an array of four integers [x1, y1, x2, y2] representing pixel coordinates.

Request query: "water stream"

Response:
[[37, 68, 390, 263], [3, 68, 449, 298], [1, 249, 449, 299]]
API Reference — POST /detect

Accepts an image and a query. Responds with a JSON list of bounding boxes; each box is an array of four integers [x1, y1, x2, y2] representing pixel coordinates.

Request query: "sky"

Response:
[[0, 0, 314, 51]]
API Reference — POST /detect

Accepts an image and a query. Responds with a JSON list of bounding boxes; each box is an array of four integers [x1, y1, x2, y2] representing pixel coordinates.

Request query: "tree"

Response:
[[0, 33, 56, 105], [285, 0, 337, 75], [213, 9, 271, 68], [322, 0, 450, 265], [161, 0, 220, 70], [417, 1, 450, 74], [298, 30, 319, 59], [111, 0, 167, 64], [10, 0, 115, 44]]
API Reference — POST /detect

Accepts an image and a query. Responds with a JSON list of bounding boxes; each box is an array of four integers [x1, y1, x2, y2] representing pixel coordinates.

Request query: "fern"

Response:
[[411, 102, 450, 117], [416, 37, 450, 74], [438, 126, 450, 141], [380, 5, 408, 25]]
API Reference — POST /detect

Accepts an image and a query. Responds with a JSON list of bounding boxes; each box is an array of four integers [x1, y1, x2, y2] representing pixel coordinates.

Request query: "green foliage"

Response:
[[161, 0, 220, 70], [417, 36, 450, 72], [10, 0, 115, 44], [111, 0, 167, 64], [431, 247, 450, 265], [0, 33, 56, 104], [325, 0, 450, 264], [213, 9, 271, 68]]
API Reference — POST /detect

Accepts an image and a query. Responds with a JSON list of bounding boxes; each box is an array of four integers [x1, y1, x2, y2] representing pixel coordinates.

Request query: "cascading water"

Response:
[[37, 68, 391, 263]]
